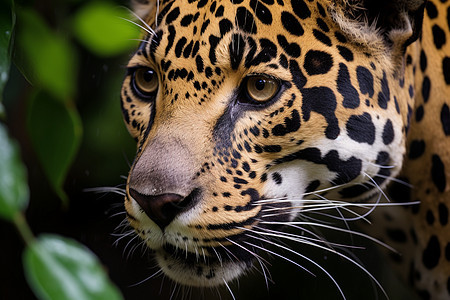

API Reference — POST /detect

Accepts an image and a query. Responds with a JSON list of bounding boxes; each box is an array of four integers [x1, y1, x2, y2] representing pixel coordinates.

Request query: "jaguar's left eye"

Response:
[[245, 75, 280, 103], [132, 67, 159, 98]]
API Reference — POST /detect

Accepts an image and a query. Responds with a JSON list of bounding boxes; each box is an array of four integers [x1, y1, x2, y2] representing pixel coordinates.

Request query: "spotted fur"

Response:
[[120, 0, 450, 298]]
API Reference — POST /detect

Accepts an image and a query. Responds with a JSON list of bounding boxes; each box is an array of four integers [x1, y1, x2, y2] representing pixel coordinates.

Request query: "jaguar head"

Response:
[[120, 0, 425, 288]]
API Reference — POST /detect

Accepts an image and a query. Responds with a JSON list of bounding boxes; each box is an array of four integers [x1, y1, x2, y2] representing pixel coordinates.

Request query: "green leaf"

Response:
[[16, 8, 77, 101], [24, 234, 123, 300], [72, 2, 139, 57], [0, 0, 14, 112], [0, 123, 29, 221], [27, 91, 82, 205]]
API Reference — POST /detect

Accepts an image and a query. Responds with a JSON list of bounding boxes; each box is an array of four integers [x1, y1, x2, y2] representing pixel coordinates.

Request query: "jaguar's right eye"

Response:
[[245, 75, 279, 103], [131, 67, 159, 99]]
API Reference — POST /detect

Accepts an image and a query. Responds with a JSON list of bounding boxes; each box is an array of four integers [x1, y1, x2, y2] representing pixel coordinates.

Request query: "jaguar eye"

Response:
[[132, 67, 158, 96], [245, 75, 280, 103]]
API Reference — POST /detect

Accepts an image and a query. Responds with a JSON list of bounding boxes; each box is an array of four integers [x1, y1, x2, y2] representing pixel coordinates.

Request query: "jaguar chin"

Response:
[[154, 245, 251, 287]]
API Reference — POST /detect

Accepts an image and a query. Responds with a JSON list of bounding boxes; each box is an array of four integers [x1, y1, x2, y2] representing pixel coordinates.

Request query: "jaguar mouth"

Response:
[[139, 197, 293, 287], [154, 241, 257, 287]]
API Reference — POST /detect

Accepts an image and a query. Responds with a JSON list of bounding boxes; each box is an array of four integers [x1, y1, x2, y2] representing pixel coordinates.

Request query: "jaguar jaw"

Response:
[[153, 242, 255, 287]]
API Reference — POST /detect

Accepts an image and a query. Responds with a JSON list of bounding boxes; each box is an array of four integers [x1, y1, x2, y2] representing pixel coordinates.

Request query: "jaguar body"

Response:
[[120, 0, 450, 298]]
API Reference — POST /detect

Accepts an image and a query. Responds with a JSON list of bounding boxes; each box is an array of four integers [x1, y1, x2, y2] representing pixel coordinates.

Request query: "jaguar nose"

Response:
[[129, 189, 191, 230]]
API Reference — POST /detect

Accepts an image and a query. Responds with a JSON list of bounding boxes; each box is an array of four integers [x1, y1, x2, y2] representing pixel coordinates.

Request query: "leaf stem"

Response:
[[13, 212, 35, 246]]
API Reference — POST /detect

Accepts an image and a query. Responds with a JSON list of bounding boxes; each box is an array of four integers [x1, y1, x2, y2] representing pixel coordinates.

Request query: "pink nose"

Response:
[[129, 189, 185, 229]]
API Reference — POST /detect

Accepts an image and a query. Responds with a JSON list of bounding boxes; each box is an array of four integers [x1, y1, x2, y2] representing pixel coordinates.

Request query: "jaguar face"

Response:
[[120, 0, 415, 288]]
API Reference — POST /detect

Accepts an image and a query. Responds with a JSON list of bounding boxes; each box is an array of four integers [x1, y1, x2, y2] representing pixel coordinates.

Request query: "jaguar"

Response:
[[120, 0, 450, 298]]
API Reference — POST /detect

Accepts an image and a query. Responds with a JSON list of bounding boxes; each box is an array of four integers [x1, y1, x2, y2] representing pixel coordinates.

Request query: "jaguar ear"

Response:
[[331, 0, 427, 64], [131, 0, 157, 21]]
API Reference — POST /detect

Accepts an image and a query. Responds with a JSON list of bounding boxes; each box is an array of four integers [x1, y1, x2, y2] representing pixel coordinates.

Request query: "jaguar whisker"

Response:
[[211, 246, 223, 267], [123, 233, 141, 259], [128, 268, 164, 287], [112, 228, 136, 247], [260, 220, 397, 253], [225, 237, 268, 264], [84, 186, 127, 196], [154, 0, 160, 27], [121, 7, 156, 36], [169, 280, 180, 300], [242, 237, 316, 277], [244, 234, 347, 300], [372, 173, 414, 187], [363, 172, 391, 202], [313, 192, 377, 223], [253, 225, 365, 250], [248, 230, 389, 300], [223, 278, 236, 300], [260, 200, 371, 222]]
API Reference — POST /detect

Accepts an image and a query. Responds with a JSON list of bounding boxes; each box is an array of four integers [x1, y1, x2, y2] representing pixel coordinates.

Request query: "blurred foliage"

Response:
[[72, 2, 139, 56], [24, 234, 122, 300], [16, 8, 77, 101], [27, 90, 82, 206], [0, 123, 29, 221], [1, 0, 140, 299], [0, 0, 14, 116]]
